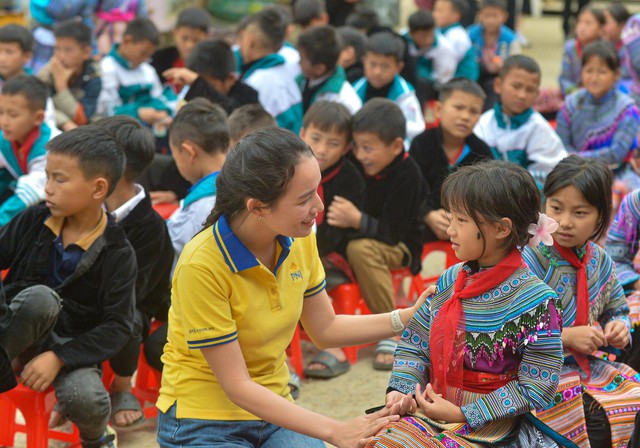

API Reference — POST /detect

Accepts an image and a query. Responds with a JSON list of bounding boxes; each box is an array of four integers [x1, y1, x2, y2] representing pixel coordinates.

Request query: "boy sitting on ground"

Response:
[[99, 116, 173, 428], [0, 126, 136, 448], [0, 76, 53, 226], [433, 0, 479, 80]]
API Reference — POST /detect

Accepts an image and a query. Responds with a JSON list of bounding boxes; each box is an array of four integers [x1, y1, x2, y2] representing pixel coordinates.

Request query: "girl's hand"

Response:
[[415, 383, 466, 423], [329, 405, 401, 448], [604, 320, 630, 349], [385, 390, 417, 415], [562, 326, 607, 354]]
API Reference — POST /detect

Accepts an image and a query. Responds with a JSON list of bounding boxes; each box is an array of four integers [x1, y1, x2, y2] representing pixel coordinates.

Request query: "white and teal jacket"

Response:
[[439, 23, 479, 81], [402, 30, 456, 84], [0, 123, 51, 226], [240, 53, 303, 133], [97, 46, 173, 121], [353, 75, 425, 142], [296, 66, 362, 115], [474, 103, 567, 184], [279, 41, 302, 79]]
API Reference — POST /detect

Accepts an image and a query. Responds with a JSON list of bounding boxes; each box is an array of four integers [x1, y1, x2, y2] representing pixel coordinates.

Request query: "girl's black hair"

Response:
[[203, 128, 315, 228], [578, 5, 606, 27], [581, 40, 619, 71], [606, 1, 630, 25], [543, 155, 612, 241], [441, 160, 540, 254]]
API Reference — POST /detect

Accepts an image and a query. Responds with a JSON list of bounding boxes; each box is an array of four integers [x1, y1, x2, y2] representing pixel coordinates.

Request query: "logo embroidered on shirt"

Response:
[[290, 263, 303, 281]]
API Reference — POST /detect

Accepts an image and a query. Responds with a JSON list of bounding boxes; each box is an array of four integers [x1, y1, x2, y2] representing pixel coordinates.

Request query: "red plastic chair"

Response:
[[286, 325, 304, 378], [415, 241, 460, 291], [328, 283, 372, 364], [152, 202, 179, 220], [0, 383, 80, 448]]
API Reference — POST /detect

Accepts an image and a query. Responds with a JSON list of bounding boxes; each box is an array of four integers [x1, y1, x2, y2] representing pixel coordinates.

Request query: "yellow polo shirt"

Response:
[[157, 215, 326, 420]]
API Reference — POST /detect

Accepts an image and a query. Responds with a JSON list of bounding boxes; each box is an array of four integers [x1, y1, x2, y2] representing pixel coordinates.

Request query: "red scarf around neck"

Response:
[[553, 241, 592, 380], [429, 249, 524, 399], [316, 160, 344, 225]]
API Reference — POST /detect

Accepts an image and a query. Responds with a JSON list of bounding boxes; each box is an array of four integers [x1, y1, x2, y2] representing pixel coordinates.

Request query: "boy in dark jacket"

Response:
[[409, 78, 493, 242], [0, 127, 136, 448]]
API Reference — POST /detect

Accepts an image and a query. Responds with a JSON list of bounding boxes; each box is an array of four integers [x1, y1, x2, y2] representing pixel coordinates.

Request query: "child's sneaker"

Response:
[[82, 425, 117, 448]]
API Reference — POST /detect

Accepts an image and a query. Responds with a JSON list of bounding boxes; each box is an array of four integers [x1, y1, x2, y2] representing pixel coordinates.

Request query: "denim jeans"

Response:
[[157, 403, 325, 447]]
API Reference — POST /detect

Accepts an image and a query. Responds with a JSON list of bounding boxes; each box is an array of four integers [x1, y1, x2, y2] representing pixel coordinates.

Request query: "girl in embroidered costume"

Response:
[[523, 155, 640, 448], [367, 160, 565, 448]]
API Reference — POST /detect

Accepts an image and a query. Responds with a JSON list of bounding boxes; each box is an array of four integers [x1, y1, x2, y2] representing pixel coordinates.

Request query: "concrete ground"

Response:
[[8, 13, 568, 448]]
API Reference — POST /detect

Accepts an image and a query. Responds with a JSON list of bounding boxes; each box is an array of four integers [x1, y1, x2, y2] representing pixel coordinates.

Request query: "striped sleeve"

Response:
[[302, 232, 327, 298], [605, 191, 640, 288], [176, 262, 238, 350]]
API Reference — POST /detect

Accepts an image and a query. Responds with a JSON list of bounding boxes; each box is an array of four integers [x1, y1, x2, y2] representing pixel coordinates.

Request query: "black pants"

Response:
[[618, 326, 640, 371]]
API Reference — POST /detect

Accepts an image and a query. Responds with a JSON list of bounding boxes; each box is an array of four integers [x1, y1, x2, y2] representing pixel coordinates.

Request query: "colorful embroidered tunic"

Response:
[[369, 261, 563, 446], [523, 242, 640, 448]]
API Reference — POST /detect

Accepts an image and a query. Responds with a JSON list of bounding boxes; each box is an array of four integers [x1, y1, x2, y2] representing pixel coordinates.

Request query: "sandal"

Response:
[[109, 391, 144, 428], [288, 371, 301, 400], [373, 339, 397, 371], [303, 350, 350, 379]]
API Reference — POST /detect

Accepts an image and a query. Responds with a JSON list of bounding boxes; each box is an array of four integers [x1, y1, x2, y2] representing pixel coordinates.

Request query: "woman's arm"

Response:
[[201, 341, 399, 447]]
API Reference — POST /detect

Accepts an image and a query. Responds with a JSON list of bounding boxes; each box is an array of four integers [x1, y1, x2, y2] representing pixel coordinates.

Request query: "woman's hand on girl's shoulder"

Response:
[[328, 406, 401, 448]]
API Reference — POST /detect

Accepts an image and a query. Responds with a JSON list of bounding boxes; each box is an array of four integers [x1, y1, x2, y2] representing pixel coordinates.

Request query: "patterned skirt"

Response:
[[537, 359, 640, 448]]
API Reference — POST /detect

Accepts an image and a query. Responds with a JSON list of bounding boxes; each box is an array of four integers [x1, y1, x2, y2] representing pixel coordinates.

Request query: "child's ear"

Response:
[[392, 137, 404, 155], [181, 141, 198, 162], [495, 217, 513, 240], [93, 177, 109, 200], [34, 109, 45, 127], [434, 101, 443, 120], [493, 77, 502, 96], [299, 127, 306, 139], [397, 61, 405, 73], [81, 45, 92, 60]]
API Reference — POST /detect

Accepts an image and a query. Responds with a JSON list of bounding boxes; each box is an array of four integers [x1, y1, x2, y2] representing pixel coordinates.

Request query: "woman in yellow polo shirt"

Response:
[[157, 128, 424, 448]]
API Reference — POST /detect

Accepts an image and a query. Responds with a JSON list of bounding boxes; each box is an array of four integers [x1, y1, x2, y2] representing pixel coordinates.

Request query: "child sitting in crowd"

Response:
[[293, 0, 329, 31], [337, 26, 367, 84], [37, 20, 102, 131], [297, 25, 362, 115], [560, 5, 605, 96], [556, 41, 640, 182], [300, 100, 365, 379], [166, 98, 229, 267], [95, 0, 148, 57], [340, 98, 426, 370], [474, 55, 567, 185], [0, 126, 136, 448], [236, 7, 303, 132], [163, 39, 259, 114], [410, 78, 493, 242], [0, 76, 52, 226], [97, 18, 172, 127], [228, 103, 277, 147], [432, 0, 479, 80], [403, 9, 456, 102], [353, 32, 425, 142], [467, 0, 521, 109], [604, 2, 632, 92], [99, 116, 173, 428], [370, 161, 564, 447], [524, 155, 640, 447], [152, 7, 212, 94]]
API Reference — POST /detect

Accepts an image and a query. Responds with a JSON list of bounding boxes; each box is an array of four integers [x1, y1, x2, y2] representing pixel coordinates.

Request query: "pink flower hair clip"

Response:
[[527, 213, 558, 247]]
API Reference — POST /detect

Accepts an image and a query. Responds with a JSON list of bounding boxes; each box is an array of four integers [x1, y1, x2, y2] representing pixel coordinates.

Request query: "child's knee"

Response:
[[14, 285, 61, 322], [346, 238, 377, 263], [55, 368, 110, 421]]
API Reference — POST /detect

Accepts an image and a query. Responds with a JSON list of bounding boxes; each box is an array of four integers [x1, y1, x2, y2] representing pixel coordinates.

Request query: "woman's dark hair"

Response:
[[441, 160, 540, 254], [203, 128, 314, 227], [543, 155, 612, 241], [606, 1, 630, 25], [582, 40, 619, 71], [578, 5, 606, 27]]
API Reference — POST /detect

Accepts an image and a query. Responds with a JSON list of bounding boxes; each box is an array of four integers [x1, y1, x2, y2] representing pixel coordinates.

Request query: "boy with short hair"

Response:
[[228, 103, 277, 146], [433, 0, 479, 80], [37, 20, 102, 131], [297, 25, 362, 114], [162, 39, 259, 114], [99, 116, 173, 428], [403, 9, 457, 101], [151, 7, 212, 93], [167, 98, 229, 265], [409, 78, 493, 242], [467, 0, 521, 108], [353, 32, 425, 142], [0, 126, 136, 448], [300, 100, 365, 379], [236, 7, 303, 133], [97, 18, 172, 127], [293, 0, 330, 31], [474, 55, 567, 183], [337, 26, 367, 84], [0, 75, 52, 226], [328, 98, 426, 370]]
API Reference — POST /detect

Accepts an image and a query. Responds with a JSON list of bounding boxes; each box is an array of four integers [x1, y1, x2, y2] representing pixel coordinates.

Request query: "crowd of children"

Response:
[[4, 1, 640, 448]]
